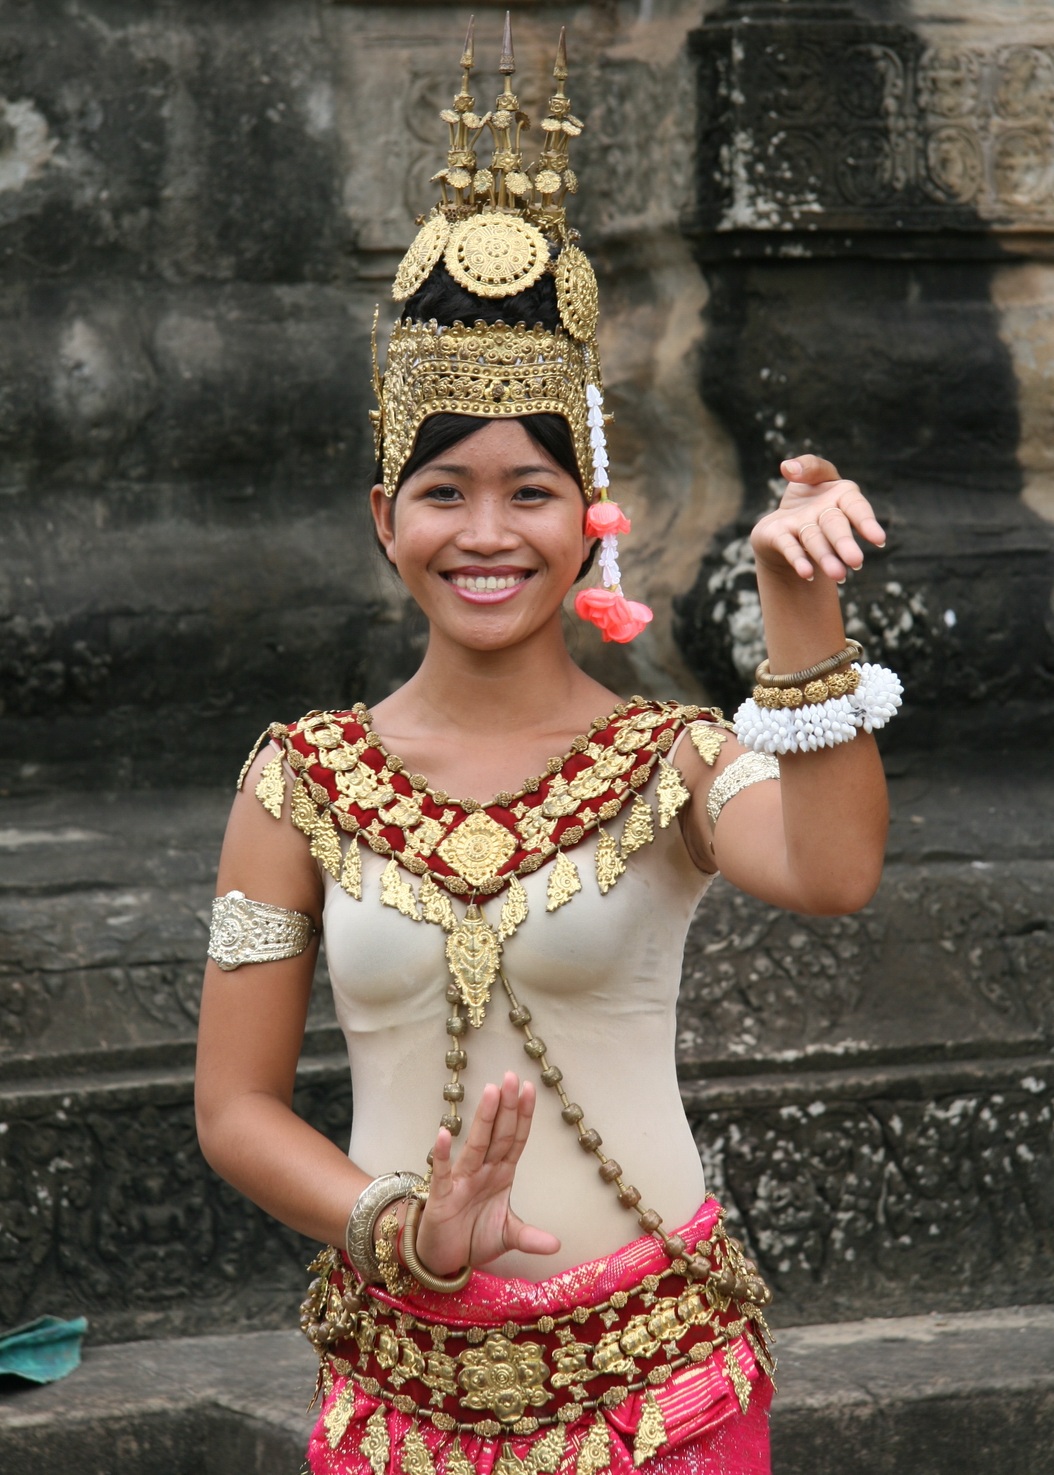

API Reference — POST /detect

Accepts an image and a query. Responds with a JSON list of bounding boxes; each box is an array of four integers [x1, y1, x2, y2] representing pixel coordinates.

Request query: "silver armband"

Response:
[[706, 752, 781, 829], [207, 889, 316, 971]]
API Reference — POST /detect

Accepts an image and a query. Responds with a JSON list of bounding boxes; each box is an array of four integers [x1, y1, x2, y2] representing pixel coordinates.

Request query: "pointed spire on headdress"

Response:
[[433, 14, 489, 209], [534, 26, 583, 219], [460, 14, 476, 77], [499, 10, 515, 78]]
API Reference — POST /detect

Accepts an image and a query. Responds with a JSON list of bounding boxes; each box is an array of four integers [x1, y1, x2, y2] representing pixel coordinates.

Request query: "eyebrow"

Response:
[[423, 463, 561, 478]]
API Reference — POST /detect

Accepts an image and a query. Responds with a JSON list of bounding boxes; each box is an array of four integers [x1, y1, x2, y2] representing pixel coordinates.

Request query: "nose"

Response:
[[453, 493, 520, 555]]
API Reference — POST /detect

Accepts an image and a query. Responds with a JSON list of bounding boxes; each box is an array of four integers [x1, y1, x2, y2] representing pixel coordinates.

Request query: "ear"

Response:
[[370, 483, 398, 564]]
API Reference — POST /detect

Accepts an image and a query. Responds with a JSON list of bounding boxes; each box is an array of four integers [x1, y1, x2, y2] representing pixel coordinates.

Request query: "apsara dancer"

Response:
[[196, 17, 901, 1474]]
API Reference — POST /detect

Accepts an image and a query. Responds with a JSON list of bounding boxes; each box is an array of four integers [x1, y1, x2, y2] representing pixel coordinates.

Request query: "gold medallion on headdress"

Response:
[[392, 213, 452, 303], [444, 213, 550, 299], [555, 245, 599, 342]]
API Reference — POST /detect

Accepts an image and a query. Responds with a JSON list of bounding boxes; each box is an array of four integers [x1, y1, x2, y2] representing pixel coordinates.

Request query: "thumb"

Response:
[[501, 1211, 561, 1259]]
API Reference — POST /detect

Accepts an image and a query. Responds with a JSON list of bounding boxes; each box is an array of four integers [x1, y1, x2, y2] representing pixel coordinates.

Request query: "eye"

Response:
[[423, 484, 462, 503], [514, 484, 553, 502]]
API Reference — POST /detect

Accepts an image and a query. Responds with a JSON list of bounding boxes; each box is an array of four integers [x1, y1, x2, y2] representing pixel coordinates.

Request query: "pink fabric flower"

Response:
[[585, 501, 631, 537], [574, 587, 654, 643]]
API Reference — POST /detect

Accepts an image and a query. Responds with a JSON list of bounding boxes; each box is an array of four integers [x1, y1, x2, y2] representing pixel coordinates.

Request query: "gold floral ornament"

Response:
[[391, 212, 452, 303], [444, 213, 550, 299], [555, 246, 599, 343], [458, 1333, 550, 1424]]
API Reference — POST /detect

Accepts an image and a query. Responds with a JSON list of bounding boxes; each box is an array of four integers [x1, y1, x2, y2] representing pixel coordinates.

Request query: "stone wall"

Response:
[[0, 0, 1051, 1349]]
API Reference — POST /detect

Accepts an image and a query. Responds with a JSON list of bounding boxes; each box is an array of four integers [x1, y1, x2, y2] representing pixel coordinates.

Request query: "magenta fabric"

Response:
[[306, 1199, 773, 1474]]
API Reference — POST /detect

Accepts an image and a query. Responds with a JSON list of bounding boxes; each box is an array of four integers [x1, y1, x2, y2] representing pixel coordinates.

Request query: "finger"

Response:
[[833, 493, 886, 548], [815, 507, 865, 571], [456, 1081, 503, 1178], [772, 525, 816, 582], [502, 1080, 537, 1169], [502, 1212, 561, 1258], [484, 1072, 525, 1165], [798, 522, 849, 583], [782, 454, 839, 485]]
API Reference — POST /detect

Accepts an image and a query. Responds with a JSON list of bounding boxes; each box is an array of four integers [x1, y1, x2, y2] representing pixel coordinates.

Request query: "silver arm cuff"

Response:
[[706, 752, 781, 829], [208, 890, 316, 971], [344, 1171, 427, 1284]]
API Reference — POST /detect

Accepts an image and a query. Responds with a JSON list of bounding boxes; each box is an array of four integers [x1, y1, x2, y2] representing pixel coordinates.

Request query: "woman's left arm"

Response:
[[681, 454, 891, 916]]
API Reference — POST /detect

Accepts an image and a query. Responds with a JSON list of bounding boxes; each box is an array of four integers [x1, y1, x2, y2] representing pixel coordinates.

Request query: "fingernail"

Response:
[[785, 460, 802, 475], [837, 577, 846, 586], [876, 539, 887, 548]]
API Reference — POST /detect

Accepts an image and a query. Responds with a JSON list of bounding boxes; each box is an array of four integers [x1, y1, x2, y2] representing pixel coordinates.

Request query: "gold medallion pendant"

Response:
[[392, 213, 452, 302], [445, 905, 502, 1027], [444, 213, 550, 299], [554, 244, 599, 342]]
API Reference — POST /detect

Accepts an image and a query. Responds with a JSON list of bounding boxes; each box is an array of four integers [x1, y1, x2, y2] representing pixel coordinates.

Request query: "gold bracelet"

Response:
[[401, 1195, 472, 1294], [754, 639, 863, 690], [344, 1171, 425, 1284], [752, 665, 860, 709]]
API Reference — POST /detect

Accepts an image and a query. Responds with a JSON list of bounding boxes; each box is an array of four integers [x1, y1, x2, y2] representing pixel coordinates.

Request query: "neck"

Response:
[[390, 615, 610, 739]]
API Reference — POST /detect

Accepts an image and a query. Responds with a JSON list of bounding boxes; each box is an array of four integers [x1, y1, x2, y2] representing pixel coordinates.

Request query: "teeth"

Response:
[[450, 574, 525, 592]]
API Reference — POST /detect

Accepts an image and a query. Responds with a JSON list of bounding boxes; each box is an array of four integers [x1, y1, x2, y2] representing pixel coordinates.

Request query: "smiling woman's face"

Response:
[[370, 419, 592, 654]]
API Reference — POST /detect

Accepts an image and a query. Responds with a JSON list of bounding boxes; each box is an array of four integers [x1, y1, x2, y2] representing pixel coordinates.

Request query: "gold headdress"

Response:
[[372, 14, 652, 644]]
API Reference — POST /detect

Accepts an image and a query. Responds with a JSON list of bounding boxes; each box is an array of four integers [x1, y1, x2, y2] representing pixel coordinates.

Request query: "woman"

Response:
[[195, 20, 898, 1475]]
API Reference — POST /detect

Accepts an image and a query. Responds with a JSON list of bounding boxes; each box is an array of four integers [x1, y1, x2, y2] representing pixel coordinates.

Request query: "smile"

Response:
[[443, 570, 534, 604]]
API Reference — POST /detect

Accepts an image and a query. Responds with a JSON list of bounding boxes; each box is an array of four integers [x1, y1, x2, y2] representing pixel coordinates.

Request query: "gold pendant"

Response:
[[575, 1415, 611, 1475], [689, 723, 728, 768], [632, 1390, 667, 1467], [253, 750, 287, 815], [655, 759, 691, 828], [359, 1406, 390, 1475], [400, 1424, 437, 1475], [445, 904, 501, 1027]]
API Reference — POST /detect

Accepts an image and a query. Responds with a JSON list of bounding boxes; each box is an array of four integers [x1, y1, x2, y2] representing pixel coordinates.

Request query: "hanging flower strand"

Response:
[[574, 383, 654, 643]]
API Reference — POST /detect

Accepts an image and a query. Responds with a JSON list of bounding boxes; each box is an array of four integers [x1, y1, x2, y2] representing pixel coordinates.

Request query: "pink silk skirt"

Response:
[[305, 1199, 773, 1474]]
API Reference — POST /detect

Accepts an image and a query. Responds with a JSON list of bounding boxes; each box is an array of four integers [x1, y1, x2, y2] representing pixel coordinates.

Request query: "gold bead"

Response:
[[508, 1005, 532, 1027], [440, 1113, 462, 1136], [540, 1066, 563, 1086], [445, 1048, 467, 1070], [445, 983, 461, 1004], [783, 686, 804, 708], [618, 1185, 641, 1208], [803, 679, 828, 704], [523, 1037, 547, 1059], [638, 1209, 663, 1233], [578, 1128, 602, 1152], [598, 1161, 622, 1183], [663, 1235, 687, 1259], [446, 1015, 466, 1036], [562, 1104, 584, 1125], [688, 1255, 711, 1280], [442, 1082, 465, 1102]]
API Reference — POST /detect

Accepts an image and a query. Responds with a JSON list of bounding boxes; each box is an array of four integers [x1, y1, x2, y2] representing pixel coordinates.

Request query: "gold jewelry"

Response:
[[797, 521, 819, 541], [345, 1172, 425, 1285], [817, 505, 844, 530], [706, 753, 781, 830], [752, 666, 861, 708], [207, 890, 315, 971], [374, 1212, 407, 1296], [372, 19, 602, 499], [401, 1195, 472, 1293], [754, 639, 864, 690]]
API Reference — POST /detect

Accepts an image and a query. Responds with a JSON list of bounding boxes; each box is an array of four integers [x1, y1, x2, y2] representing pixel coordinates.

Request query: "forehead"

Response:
[[412, 419, 565, 478]]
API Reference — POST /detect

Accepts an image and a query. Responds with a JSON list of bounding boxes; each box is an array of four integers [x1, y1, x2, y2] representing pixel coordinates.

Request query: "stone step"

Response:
[[1, 1306, 1051, 1475]]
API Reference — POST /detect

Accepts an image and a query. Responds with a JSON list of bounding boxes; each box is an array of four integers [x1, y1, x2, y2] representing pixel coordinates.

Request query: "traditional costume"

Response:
[[208, 17, 903, 1473]]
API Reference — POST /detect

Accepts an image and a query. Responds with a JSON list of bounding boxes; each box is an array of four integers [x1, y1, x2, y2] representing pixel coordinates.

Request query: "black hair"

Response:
[[375, 258, 598, 581]]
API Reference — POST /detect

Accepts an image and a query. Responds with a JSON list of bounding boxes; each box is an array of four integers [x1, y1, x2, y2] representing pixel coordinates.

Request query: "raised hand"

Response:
[[413, 1071, 561, 1275], [752, 455, 886, 586]]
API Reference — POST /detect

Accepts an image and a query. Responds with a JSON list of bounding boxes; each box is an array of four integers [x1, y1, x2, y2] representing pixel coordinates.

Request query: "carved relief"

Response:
[[691, 23, 1054, 232]]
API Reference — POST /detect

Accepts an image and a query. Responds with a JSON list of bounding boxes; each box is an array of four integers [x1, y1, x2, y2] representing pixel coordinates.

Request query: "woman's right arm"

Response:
[[195, 747, 373, 1244], [195, 747, 559, 1267]]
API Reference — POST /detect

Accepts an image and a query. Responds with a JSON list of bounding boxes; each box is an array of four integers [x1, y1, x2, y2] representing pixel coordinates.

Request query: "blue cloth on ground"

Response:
[[0, 1316, 88, 1385]]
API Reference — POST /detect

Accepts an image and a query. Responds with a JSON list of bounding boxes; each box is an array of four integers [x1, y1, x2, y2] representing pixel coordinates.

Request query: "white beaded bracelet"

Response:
[[733, 662, 903, 755]]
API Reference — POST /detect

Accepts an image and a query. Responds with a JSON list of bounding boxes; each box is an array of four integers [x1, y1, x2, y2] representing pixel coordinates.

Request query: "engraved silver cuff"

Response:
[[207, 889, 316, 972], [344, 1171, 427, 1285], [706, 752, 780, 829]]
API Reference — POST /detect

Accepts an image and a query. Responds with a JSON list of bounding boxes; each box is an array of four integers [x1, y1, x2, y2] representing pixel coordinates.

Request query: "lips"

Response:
[[442, 567, 534, 603]]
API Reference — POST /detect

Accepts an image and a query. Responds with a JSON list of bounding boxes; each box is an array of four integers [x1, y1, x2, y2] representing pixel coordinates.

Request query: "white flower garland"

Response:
[[733, 662, 904, 755], [586, 383, 609, 491]]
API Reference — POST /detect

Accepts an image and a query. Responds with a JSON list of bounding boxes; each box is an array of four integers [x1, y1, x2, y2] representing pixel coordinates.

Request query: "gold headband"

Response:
[[371, 17, 602, 499]]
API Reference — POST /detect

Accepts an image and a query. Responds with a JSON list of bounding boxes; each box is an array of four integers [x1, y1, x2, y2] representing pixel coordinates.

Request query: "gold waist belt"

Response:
[[301, 1230, 775, 1441]]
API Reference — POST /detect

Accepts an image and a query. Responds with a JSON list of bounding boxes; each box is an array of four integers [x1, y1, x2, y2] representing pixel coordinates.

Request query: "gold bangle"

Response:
[[752, 666, 861, 709], [755, 639, 863, 690], [401, 1195, 472, 1294]]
